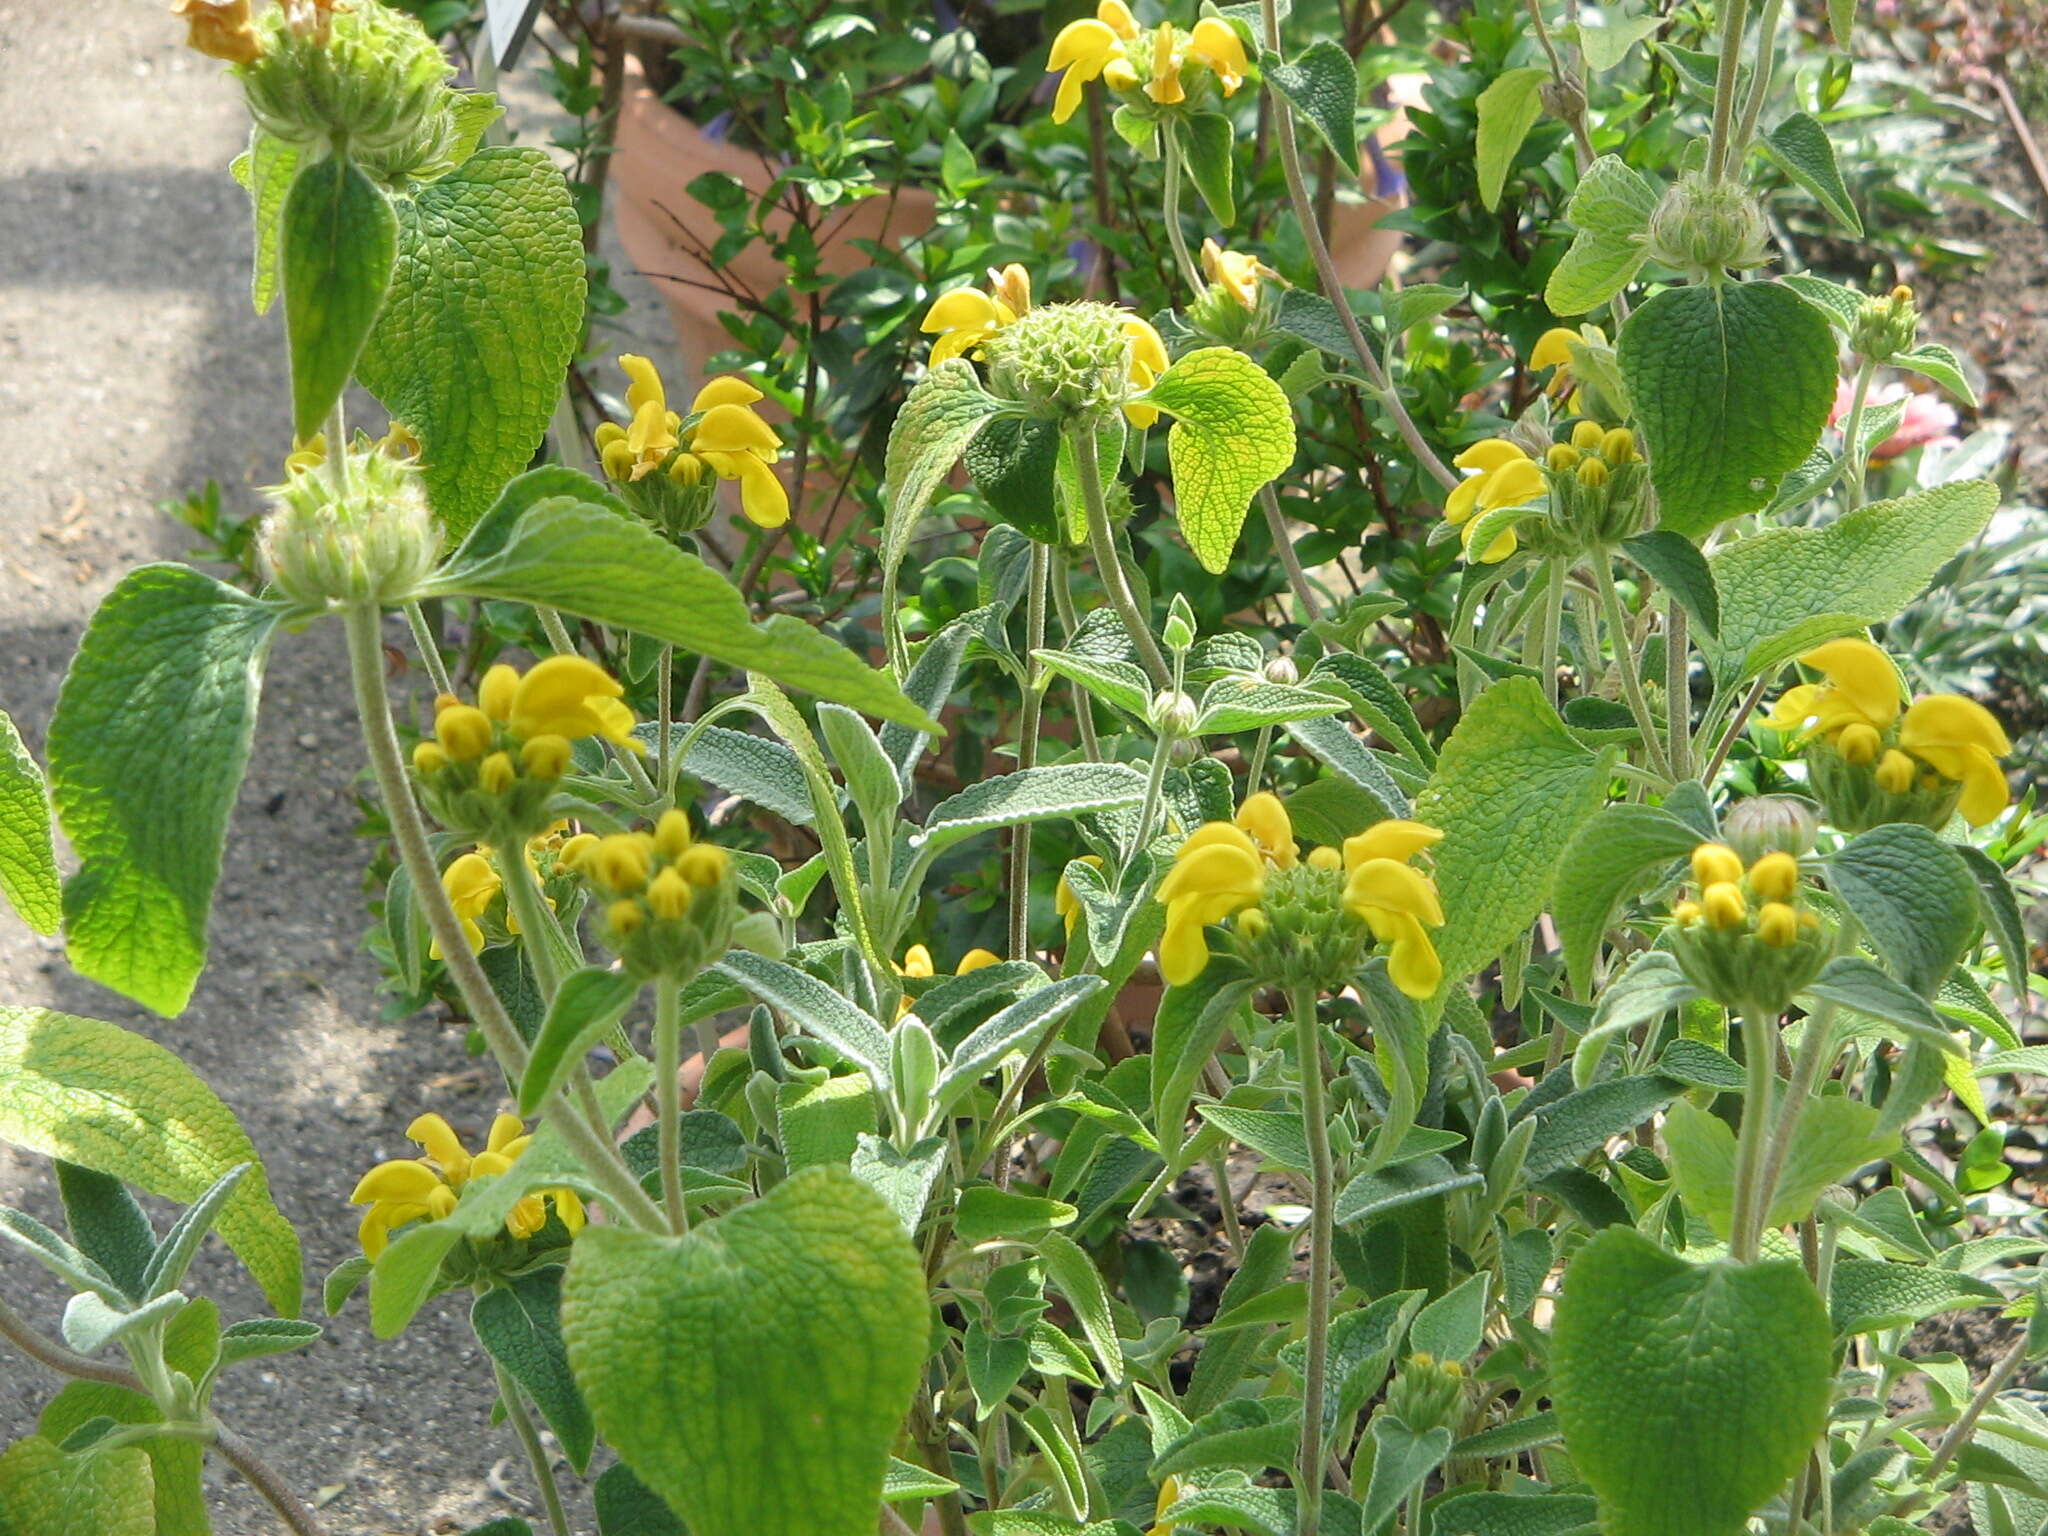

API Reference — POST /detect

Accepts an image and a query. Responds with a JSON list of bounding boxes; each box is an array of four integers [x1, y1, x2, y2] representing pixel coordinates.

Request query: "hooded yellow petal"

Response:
[[1478, 458, 1546, 511], [1188, 18, 1248, 91], [552, 1188, 586, 1234], [1177, 821, 1262, 860], [486, 1113, 526, 1156], [1233, 792, 1298, 869], [1444, 473, 1487, 525], [1147, 22, 1184, 103], [1453, 439, 1528, 472], [511, 654, 625, 740], [1125, 318, 1170, 380], [690, 376, 763, 412], [1901, 693, 2012, 758], [923, 287, 1005, 335], [1383, 912, 1444, 1000], [1049, 17, 1119, 72], [1157, 841, 1266, 906], [691, 402, 782, 459], [1529, 328, 1577, 371], [358, 1199, 432, 1259], [350, 1159, 445, 1206], [1097, 0, 1139, 39], [1342, 820, 1444, 871], [1160, 897, 1223, 986], [405, 1113, 472, 1174], [733, 451, 791, 529], [442, 853, 500, 918], [1912, 742, 2010, 826], [1799, 637, 1900, 730], [929, 323, 995, 366], [957, 948, 1002, 975], [1763, 682, 1826, 732], [1124, 401, 1161, 429], [902, 944, 935, 979], [1344, 857, 1446, 928], [619, 354, 665, 416], [1053, 63, 1089, 124]]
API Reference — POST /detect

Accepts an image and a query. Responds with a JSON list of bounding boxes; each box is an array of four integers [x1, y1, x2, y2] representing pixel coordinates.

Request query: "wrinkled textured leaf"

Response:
[[0, 1436, 155, 1536], [1762, 113, 1862, 235], [1263, 41, 1360, 174], [474, 1269, 595, 1472], [1545, 155, 1658, 315], [919, 763, 1149, 855], [1143, 347, 1297, 574], [282, 154, 396, 439], [884, 359, 1005, 575], [0, 709, 59, 934]]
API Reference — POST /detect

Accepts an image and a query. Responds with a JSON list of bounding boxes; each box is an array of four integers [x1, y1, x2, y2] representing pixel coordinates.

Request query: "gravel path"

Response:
[[0, 4, 682, 1530]]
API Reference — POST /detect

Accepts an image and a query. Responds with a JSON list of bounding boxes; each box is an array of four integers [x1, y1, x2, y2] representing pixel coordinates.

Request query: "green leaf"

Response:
[[0, 1007, 299, 1316], [61, 1291, 188, 1356], [1409, 1270, 1490, 1361], [883, 360, 1005, 585], [426, 494, 934, 729], [1413, 677, 1611, 1004], [234, 128, 299, 315], [1957, 844, 2030, 1001], [1199, 1106, 1311, 1171], [1431, 1490, 1600, 1536], [356, 148, 582, 533], [919, 763, 1149, 856], [1303, 653, 1433, 766], [1553, 798, 1703, 995], [281, 154, 397, 439], [1179, 112, 1235, 226], [520, 967, 643, 1115], [1038, 1231, 1123, 1385], [0, 1437, 155, 1536], [1581, 11, 1666, 71], [215, 1316, 322, 1369], [140, 1162, 252, 1301], [1262, 41, 1360, 175], [0, 710, 59, 934], [1280, 714, 1412, 820], [1359, 1417, 1454, 1535], [36, 1382, 205, 1536], [1800, 955, 1965, 1054], [1706, 480, 2000, 685], [1761, 113, 1862, 236], [1619, 281, 1837, 539], [935, 977, 1104, 1118], [1552, 1227, 1832, 1536], [955, 1186, 1077, 1244], [1829, 0, 1857, 46], [1333, 1155, 1482, 1224], [1664, 1097, 1892, 1237], [1032, 649, 1155, 721], [1193, 675, 1348, 735], [54, 1163, 154, 1300], [1545, 155, 1659, 316], [1151, 968, 1258, 1169], [1890, 342, 1978, 408], [48, 566, 280, 1016], [674, 725, 812, 826], [1825, 824, 1980, 997], [1621, 532, 1718, 637], [1475, 67, 1551, 211], [1143, 347, 1297, 575], [563, 1165, 927, 1536], [711, 952, 893, 1087], [1524, 1074, 1685, 1179], [818, 703, 903, 834], [474, 1269, 595, 1473], [0, 1206, 127, 1303], [777, 1073, 876, 1170], [1829, 1257, 1999, 1335], [594, 1461, 686, 1536]]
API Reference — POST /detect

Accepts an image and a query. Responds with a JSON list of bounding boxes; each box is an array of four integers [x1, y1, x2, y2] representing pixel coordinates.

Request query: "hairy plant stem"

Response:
[[403, 601, 453, 695], [1753, 1000, 1839, 1231], [1838, 356, 1878, 512], [1665, 598, 1693, 780], [1594, 557, 1672, 779], [1072, 420, 1170, 686], [1011, 544, 1051, 960], [653, 977, 689, 1234], [1728, 1003, 1779, 1263], [1247, 724, 1275, 793], [1126, 724, 1177, 874], [0, 1296, 330, 1536], [1257, 0, 1457, 493], [493, 1359, 572, 1536], [1704, 674, 1771, 783], [1159, 130, 1204, 291], [1291, 983, 1336, 1536], [496, 844, 574, 1001], [1260, 484, 1325, 622], [1705, 0, 1749, 182], [342, 604, 664, 1232], [1524, 0, 1596, 171], [1539, 559, 1569, 709], [1894, 1328, 2032, 1516], [657, 644, 676, 797], [1051, 548, 1102, 762], [1731, 0, 1787, 166]]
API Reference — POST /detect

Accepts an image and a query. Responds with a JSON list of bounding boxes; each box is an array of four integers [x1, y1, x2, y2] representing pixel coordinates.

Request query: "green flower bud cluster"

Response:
[[258, 441, 440, 608], [1535, 419, 1650, 552], [1383, 1353, 1468, 1436], [1227, 860, 1373, 994], [981, 302, 1147, 420], [1668, 842, 1831, 1017], [575, 812, 740, 981], [1804, 733, 1962, 835], [239, 0, 455, 168], [1644, 172, 1770, 282], [1850, 285, 1920, 365]]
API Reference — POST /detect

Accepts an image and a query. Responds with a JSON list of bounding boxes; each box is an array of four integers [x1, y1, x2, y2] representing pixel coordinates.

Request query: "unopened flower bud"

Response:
[[1601, 427, 1637, 464], [646, 866, 693, 920], [239, 0, 457, 164], [1645, 171, 1770, 280], [434, 692, 461, 716], [557, 833, 598, 872], [1702, 881, 1747, 929], [1721, 795, 1820, 862], [593, 835, 650, 893], [1748, 851, 1800, 902], [412, 741, 450, 775], [667, 452, 706, 488], [478, 751, 516, 795], [1263, 655, 1300, 686], [678, 844, 730, 889], [1577, 457, 1610, 488], [601, 440, 636, 481], [521, 734, 571, 779], [1150, 689, 1199, 738], [1306, 846, 1342, 872], [258, 443, 440, 607], [435, 705, 493, 761], [1570, 420, 1604, 454], [1236, 907, 1269, 940], [1691, 843, 1744, 888], [1547, 444, 1581, 472], [606, 899, 644, 936], [654, 809, 693, 860], [479, 664, 519, 722], [1673, 899, 1702, 926], [1875, 749, 1915, 795], [1837, 722, 1881, 765], [1757, 901, 1799, 948]]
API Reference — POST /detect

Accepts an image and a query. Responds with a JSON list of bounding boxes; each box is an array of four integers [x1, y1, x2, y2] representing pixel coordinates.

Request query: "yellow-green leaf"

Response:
[[0, 1007, 301, 1317], [282, 154, 397, 440], [1143, 347, 1296, 574], [0, 1435, 155, 1536], [0, 709, 59, 934]]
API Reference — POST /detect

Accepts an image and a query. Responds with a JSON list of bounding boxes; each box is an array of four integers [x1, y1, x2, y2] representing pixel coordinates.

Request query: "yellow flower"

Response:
[[1340, 820, 1447, 999], [1058, 854, 1105, 938], [1444, 440, 1545, 563], [350, 1111, 585, 1259], [1764, 637, 2012, 825], [688, 380, 788, 530], [921, 271, 1030, 366], [1048, 5, 1133, 124], [959, 948, 1002, 974], [1146, 22, 1186, 104], [1123, 316, 1171, 429], [510, 655, 641, 751], [901, 944, 936, 981], [1529, 328, 1577, 372], [1187, 18, 1248, 94], [1155, 819, 1267, 986], [173, 0, 262, 63], [1200, 239, 1276, 308]]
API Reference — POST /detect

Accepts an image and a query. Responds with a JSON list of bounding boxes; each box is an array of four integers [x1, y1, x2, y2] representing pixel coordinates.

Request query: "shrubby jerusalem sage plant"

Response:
[[0, 2, 2041, 1535]]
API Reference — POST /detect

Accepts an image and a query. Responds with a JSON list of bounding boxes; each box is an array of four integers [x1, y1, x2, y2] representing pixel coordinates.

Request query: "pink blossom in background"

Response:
[[1828, 377, 1961, 460]]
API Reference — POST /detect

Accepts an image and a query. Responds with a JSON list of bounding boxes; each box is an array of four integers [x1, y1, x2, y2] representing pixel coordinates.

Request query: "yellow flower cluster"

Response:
[[567, 808, 735, 976], [1671, 841, 1812, 949], [1764, 637, 2011, 825], [595, 355, 789, 529], [1154, 792, 1445, 998], [350, 1111, 584, 1259], [418, 655, 639, 776], [1444, 421, 1636, 564], [1047, 0, 1249, 124]]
